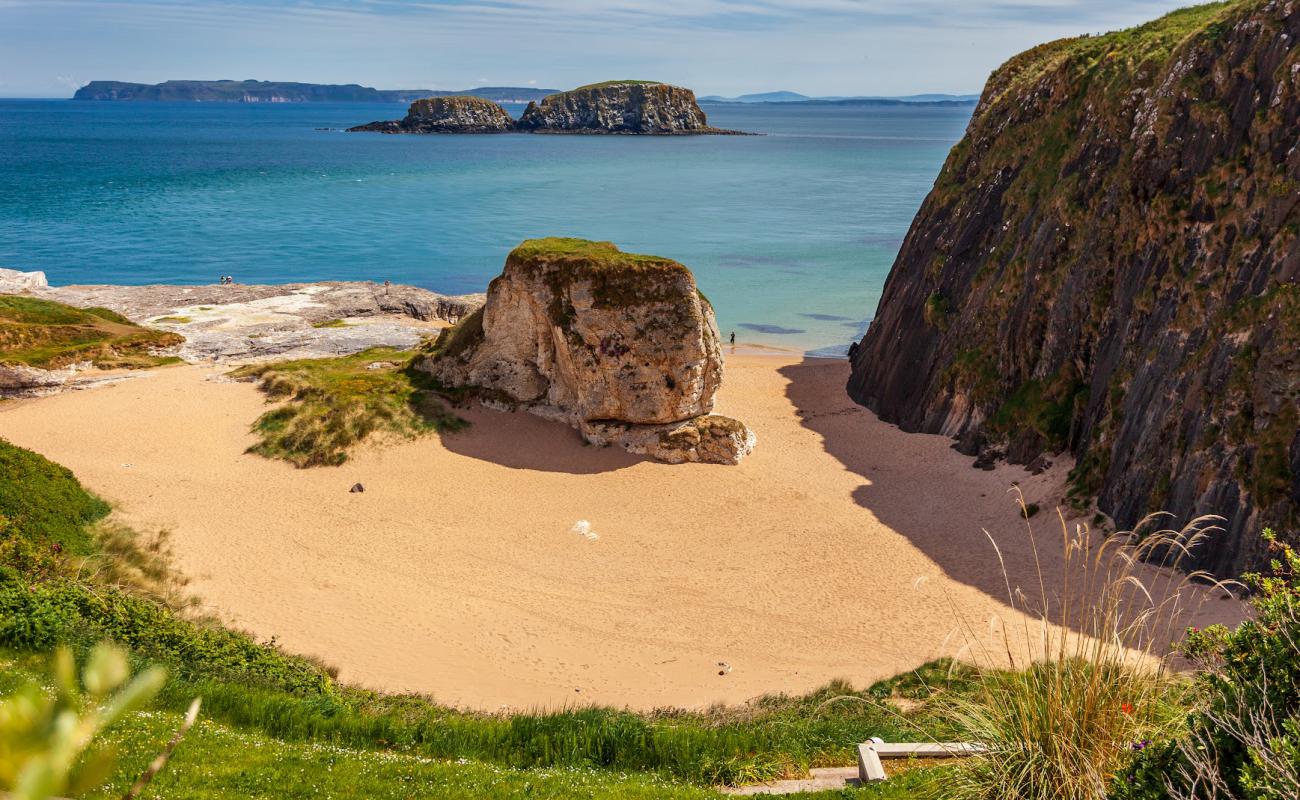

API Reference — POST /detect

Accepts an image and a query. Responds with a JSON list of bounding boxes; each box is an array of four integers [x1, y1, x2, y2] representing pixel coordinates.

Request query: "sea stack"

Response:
[[515, 81, 736, 134], [418, 238, 755, 464], [348, 96, 516, 133], [845, 0, 1300, 576]]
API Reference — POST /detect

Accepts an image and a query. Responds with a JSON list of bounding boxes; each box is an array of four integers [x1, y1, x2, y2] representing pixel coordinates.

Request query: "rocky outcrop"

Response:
[[0, 268, 47, 293], [516, 81, 741, 134], [16, 278, 483, 365], [846, 0, 1300, 576], [348, 96, 516, 134], [419, 238, 754, 464]]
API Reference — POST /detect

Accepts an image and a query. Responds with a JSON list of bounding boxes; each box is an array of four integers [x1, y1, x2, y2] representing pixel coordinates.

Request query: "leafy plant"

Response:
[[0, 643, 197, 800], [1134, 529, 1300, 799]]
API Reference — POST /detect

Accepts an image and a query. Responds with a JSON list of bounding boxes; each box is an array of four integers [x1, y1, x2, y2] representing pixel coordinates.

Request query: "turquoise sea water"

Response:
[[0, 100, 970, 355]]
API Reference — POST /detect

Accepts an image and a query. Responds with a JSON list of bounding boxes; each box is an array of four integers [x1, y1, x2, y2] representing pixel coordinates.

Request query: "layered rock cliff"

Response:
[[516, 81, 741, 134], [847, 0, 1300, 576], [348, 96, 516, 134], [419, 238, 755, 464]]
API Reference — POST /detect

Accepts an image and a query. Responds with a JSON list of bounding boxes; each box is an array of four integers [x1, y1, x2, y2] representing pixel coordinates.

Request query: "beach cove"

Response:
[[0, 352, 1241, 710]]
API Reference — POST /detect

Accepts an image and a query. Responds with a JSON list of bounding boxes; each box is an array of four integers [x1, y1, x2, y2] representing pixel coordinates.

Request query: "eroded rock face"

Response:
[[420, 238, 754, 464], [349, 96, 516, 133], [846, 0, 1300, 576], [516, 82, 738, 135]]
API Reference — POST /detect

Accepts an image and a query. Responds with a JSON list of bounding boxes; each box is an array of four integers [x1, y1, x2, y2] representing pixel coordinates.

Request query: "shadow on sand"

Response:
[[777, 356, 1243, 643], [437, 405, 647, 475]]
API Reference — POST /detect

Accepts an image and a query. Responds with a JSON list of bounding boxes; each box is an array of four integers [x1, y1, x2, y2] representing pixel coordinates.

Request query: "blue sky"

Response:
[[0, 0, 1201, 97]]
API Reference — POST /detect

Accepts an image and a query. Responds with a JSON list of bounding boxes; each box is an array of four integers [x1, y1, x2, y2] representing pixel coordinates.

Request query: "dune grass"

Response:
[[230, 347, 467, 467], [0, 296, 181, 370], [932, 501, 1230, 800]]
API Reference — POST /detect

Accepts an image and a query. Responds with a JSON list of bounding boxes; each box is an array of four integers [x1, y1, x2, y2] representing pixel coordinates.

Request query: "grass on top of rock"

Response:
[[508, 237, 685, 272], [230, 347, 467, 467], [0, 295, 182, 370], [506, 238, 698, 311], [567, 79, 664, 92]]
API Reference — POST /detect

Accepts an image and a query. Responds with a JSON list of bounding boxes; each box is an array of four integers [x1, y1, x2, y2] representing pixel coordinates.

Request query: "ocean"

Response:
[[0, 99, 971, 356]]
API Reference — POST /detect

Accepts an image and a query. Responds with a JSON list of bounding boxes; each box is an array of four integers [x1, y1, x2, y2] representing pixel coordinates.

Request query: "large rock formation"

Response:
[[419, 238, 755, 464], [348, 96, 516, 134], [516, 81, 740, 134], [847, 0, 1300, 576]]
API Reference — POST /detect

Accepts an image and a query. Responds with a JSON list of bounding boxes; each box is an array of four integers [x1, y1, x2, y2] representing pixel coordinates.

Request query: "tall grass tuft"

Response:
[[933, 499, 1233, 800], [230, 348, 467, 467]]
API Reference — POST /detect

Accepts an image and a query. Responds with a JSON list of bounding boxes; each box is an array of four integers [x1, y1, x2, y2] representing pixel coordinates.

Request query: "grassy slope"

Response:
[[0, 437, 965, 796], [0, 652, 941, 799], [0, 296, 182, 369]]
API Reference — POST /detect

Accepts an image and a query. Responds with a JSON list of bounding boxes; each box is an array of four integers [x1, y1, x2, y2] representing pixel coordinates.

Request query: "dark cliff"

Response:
[[515, 81, 742, 134], [348, 96, 516, 133], [847, 0, 1300, 576]]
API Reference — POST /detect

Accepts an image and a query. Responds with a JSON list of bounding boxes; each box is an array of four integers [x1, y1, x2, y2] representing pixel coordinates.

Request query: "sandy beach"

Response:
[[0, 354, 1244, 710]]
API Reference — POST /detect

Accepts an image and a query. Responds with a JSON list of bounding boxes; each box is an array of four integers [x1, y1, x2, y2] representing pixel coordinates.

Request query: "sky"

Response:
[[0, 0, 1203, 98]]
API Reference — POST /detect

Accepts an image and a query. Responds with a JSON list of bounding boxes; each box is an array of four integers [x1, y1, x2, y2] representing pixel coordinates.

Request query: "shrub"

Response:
[[0, 439, 108, 561], [1128, 529, 1300, 799], [0, 580, 333, 699]]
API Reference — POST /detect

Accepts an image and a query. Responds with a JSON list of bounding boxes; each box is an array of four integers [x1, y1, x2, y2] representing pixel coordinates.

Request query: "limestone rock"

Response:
[[349, 96, 516, 134], [0, 268, 48, 293], [420, 238, 753, 464], [516, 82, 742, 135], [30, 280, 483, 365]]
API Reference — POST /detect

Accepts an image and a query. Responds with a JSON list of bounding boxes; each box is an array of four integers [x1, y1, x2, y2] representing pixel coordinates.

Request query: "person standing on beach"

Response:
[[730, 331, 735, 345]]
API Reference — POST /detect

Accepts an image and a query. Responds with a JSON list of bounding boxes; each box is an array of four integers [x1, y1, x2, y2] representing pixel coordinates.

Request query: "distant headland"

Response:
[[72, 80, 560, 103]]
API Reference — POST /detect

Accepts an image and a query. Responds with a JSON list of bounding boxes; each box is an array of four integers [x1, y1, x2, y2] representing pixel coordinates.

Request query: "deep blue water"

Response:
[[0, 99, 970, 354]]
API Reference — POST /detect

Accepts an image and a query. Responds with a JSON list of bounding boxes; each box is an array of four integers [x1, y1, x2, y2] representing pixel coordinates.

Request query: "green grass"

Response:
[[0, 647, 960, 797], [980, 1, 1235, 110], [0, 295, 182, 369], [152, 315, 192, 324], [0, 439, 108, 564], [310, 318, 350, 329], [230, 347, 468, 467]]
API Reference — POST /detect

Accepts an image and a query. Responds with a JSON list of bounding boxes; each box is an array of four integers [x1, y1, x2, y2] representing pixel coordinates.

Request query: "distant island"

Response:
[[351, 81, 749, 136], [698, 91, 980, 105], [72, 80, 560, 103]]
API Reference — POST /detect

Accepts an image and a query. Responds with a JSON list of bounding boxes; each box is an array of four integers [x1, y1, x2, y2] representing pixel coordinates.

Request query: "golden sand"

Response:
[[0, 354, 1242, 710]]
